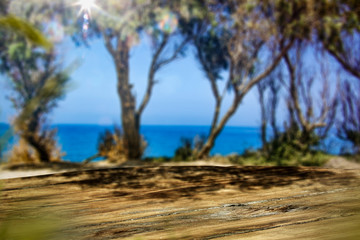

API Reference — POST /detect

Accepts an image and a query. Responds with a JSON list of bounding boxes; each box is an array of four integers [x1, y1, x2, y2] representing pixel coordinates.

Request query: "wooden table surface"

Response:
[[1, 166, 360, 239]]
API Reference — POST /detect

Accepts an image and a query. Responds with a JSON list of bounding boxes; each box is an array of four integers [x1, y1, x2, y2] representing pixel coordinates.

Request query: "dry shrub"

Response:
[[7, 139, 35, 164], [97, 127, 146, 163], [8, 137, 63, 164]]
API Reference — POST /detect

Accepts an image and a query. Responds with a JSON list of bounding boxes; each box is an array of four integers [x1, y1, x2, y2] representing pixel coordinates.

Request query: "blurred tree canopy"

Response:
[[182, 0, 294, 158], [5, 0, 206, 160], [2, 43, 70, 163], [1, 1, 71, 163], [69, 0, 204, 159], [267, 0, 360, 78], [0, 0, 55, 162]]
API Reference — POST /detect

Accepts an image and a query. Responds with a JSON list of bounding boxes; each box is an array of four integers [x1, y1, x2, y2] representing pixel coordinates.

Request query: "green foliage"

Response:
[[144, 156, 171, 163], [300, 152, 330, 166], [228, 146, 330, 167], [259, 124, 330, 166], [174, 138, 193, 161], [194, 29, 229, 81], [0, 15, 51, 49], [228, 153, 270, 166], [267, 0, 359, 41], [0, 21, 71, 162]]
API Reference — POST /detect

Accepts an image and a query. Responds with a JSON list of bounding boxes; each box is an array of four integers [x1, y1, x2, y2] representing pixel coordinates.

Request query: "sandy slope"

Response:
[[1, 165, 360, 239]]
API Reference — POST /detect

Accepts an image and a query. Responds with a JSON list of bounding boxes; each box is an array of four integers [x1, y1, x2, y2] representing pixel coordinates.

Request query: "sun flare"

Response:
[[75, 0, 97, 16]]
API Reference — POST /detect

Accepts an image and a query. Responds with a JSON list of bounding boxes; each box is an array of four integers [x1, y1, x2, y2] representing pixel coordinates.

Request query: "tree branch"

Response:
[[155, 37, 189, 70], [103, 31, 116, 59], [284, 52, 310, 132], [195, 42, 221, 102], [238, 39, 294, 98], [137, 35, 169, 117], [137, 36, 189, 117], [194, 41, 223, 131], [197, 92, 241, 158], [326, 46, 360, 80]]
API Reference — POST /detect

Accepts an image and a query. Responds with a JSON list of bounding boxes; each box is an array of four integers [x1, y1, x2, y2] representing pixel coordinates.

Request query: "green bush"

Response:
[[232, 125, 331, 167], [144, 157, 171, 163], [261, 125, 325, 166], [173, 135, 206, 161]]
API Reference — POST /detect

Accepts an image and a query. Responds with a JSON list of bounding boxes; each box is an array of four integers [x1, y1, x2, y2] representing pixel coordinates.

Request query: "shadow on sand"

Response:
[[20, 165, 353, 200]]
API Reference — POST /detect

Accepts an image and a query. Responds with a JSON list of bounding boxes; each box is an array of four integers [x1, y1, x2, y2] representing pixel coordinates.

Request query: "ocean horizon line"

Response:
[[1, 124, 263, 160], [0, 123, 345, 160], [0, 122, 260, 128]]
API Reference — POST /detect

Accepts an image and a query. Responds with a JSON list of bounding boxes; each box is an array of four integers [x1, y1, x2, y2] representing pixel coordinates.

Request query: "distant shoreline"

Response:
[[0, 124, 349, 162], [1, 125, 263, 161], [0, 122, 260, 128]]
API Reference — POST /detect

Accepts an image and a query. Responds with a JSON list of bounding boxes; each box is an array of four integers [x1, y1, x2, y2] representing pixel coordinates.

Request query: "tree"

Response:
[[254, 43, 338, 165], [251, 0, 360, 162], [256, 70, 281, 156], [264, 43, 338, 159], [310, 0, 360, 155], [314, 0, 360, 80], [1, 41, 70, 162], [186, 1, 293, 158], [6, 0, 200, 160], [324, 32, 360, 80], [70, 0, 197, 159], [263, 0, 359, 79], [1, 2, 71, 163], [283, 45, 338, 147], [337, 80, 360, 154], [0, 0, 56, 163]]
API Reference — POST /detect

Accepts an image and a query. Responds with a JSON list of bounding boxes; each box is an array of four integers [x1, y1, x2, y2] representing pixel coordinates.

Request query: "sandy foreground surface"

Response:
[[0, 157, 358, 180], [1, 159, 360, 240]]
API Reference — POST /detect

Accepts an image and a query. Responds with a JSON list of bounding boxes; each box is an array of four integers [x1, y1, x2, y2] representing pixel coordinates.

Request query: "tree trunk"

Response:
[[115, 40, 142, 160], [198, 131, 218, 159], [209, 100, 221, 138], [24, 134, 50, 162], [257, 84, 268, 153], [19, 110, 51, 163], [269, 81, 280, 139], [197, 96, 241, 159], [121, 103, 142, 159]]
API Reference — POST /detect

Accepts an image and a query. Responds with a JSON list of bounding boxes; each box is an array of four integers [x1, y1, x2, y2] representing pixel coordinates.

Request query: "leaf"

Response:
[[0, 15, 52, 50], [7, 42, 24, 59]]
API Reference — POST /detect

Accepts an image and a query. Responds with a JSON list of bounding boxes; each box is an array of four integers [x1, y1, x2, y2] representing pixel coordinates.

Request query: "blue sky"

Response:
[[0, 37, 265, 126]]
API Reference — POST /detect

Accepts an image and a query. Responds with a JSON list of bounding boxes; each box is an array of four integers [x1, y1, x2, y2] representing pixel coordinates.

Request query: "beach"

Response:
[[1, 159, 360, 239]]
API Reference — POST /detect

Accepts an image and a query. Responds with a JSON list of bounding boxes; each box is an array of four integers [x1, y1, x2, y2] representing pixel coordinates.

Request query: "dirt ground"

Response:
[[1, 164, 360, 240]]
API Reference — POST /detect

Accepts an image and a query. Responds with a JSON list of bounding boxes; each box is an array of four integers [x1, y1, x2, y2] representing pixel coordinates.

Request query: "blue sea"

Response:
[[0, 124, 262, 162], [0, 123, 347, 162]]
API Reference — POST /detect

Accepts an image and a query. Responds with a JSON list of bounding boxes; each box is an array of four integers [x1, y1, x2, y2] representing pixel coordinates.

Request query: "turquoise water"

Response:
[[0, 123, 348, 162], [0, 124, 261, 162]]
